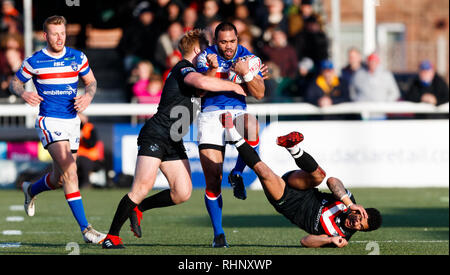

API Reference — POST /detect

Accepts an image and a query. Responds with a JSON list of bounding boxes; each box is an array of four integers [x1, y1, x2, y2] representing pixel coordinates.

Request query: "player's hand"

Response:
[[349, 204, 368, 220], [330, 236, 348, 248], [21, 91, 43, 106], [260, 63, 270, 80], [233, 58, 250, 76], [233, 84, 247, 97], [206, 54, 219, 69], [74, 94, 93, 113]]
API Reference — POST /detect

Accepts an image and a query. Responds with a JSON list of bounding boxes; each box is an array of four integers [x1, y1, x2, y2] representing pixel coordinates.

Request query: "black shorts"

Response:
[[268, 170, 314, 227], [137, 134, 188, 162]]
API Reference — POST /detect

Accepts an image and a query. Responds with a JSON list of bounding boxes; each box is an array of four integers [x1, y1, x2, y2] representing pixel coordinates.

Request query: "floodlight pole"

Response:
[[363, 0, 377, 57], [23, 0, 33, 91]]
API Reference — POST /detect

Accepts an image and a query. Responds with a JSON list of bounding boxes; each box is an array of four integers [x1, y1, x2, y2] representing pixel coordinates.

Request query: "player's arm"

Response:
[[326, 177, 368, 219], [184, 71, 246, 97], [233, 59, 265, 100], [9, 75, 43, 106], [74, 70, 97, 113], [300, 234, 348, 248]]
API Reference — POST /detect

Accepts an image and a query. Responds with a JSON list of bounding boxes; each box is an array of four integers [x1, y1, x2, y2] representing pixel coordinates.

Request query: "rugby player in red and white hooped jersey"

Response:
[[220, 112, 382, 248], [9, 15, 106, 244]]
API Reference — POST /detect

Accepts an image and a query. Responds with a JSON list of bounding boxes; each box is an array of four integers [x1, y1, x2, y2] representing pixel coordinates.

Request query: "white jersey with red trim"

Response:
[[16, 47, 90, 119]]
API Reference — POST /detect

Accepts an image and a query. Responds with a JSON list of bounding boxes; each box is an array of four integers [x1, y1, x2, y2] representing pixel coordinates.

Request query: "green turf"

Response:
[[0, 188, 448, 255]]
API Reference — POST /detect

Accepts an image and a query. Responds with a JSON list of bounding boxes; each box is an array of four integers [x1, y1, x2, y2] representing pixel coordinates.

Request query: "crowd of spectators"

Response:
[[0, 0, 448, 108]]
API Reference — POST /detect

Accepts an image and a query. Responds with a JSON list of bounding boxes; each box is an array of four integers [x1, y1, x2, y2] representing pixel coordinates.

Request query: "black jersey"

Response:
[[138, 59, 199, 142], [273, 172, 357, 241]]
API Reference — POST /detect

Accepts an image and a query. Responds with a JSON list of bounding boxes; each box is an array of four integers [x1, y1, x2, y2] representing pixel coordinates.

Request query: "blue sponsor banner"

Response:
[[112, 123, 265, 189], [0, 141, 6, 159]]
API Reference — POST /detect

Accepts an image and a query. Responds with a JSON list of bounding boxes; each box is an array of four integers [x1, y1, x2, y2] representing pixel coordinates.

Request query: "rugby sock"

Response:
[[65, 191, 89, 232], [290, 148, 319, 173], [138, 189, 175, 212], [108, 194, 137, 236], [232, 139, 259, 176], [204, 191, 224, 237], [226, 126, 261, 169], [30, 173, 55, 197]]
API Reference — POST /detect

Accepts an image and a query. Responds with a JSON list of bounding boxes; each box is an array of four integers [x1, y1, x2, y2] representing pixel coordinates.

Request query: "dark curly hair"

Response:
[[364, 208, 382, 232]]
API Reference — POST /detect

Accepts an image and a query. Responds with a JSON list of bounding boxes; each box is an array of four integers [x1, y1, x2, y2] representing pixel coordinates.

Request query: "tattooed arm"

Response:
[[74, 70, 97, 113], [326, 177, 368, 219], [9, 76, 43, 106]]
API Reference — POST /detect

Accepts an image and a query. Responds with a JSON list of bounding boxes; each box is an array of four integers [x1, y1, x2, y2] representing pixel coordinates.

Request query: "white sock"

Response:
[[226, 126, 245, 145], [287, 144, 303, 158]]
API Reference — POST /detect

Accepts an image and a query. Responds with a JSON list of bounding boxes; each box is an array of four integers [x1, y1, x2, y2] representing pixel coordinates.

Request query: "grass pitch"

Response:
[[0, 188, 448, 256]]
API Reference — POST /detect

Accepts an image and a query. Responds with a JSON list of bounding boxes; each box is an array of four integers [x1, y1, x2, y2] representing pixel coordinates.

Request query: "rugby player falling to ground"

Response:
[[219, 112, 382, 247]]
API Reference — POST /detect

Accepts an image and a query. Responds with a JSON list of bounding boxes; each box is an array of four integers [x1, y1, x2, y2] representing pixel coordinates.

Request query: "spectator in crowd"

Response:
[[0, 0, 22, 34], [182, 6, 198, 32], [131, 60, 155, 100], [292, 57, 315, 100], [195, 0, 222, 30], [305, 60, 350, 107], [0, 32, 23, 99], [292, 15, 329, 69], [261, 28, 298, 79], [161, 50, 182, 82], [350, 53, 400, 102], [77, 114, 105, 189], [404, 60, 449, 106], [117, 2, 158, 73], [259, 0, 289, 42], [341, 47, 364, 86], [286, 0, 323, 39], [154, 21, 184, 72]]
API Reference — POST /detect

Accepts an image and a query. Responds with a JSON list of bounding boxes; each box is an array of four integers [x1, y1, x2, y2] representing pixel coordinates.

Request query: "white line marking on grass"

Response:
[[9, 205, 23, 211], [2, 230, 22, 235], [6, 216, 24, 222], [0, 242, 21, 248], [352, 240, 448, 243]]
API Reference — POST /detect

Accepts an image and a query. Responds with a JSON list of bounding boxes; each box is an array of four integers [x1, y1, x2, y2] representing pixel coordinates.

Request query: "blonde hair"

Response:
[[178, 29, 209, 56], [43, 15, 67, 33]]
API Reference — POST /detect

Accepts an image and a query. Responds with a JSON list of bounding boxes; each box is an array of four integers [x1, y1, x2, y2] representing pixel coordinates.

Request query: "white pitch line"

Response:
[[0, 242, 21, 248], [9, 205, 23, 211], [2, 230, 22, 235], [6, 216, 24, 222], [352, 240, 448, 243]]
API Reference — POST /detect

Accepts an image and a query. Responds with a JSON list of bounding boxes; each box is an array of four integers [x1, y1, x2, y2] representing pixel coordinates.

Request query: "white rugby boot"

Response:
[[22, 181, 36, 217], [82, 225, 107, 244]]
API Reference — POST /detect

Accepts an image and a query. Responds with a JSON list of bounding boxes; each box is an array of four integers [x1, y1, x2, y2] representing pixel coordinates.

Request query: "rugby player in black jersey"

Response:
[[102, 30, 247, 249], [219, 112, 382, 248]]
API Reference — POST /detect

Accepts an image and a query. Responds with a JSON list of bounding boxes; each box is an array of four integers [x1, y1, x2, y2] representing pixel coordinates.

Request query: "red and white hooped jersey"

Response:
[[16, 47, 90, 119]]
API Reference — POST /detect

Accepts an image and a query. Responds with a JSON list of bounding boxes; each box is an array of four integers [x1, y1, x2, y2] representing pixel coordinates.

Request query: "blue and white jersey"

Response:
[[16, 47, 91, 119], [196, 44, 262, 112]]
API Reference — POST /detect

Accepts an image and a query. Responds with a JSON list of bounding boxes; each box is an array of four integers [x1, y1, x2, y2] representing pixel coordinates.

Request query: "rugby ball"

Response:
[[228, 55, 262, 84]]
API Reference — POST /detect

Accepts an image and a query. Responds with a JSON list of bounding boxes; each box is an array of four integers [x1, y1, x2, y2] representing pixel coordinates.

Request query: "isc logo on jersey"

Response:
[[227, 55, 262, 84]]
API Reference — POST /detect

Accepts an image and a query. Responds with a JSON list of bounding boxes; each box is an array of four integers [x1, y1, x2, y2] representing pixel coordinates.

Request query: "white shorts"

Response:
[[197, 109, 246, 148], [35, 115, 81, 151]]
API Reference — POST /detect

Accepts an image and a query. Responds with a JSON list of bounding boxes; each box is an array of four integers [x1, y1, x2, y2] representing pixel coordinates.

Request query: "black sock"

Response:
[[293, 151, 318, 173], [108, 194, 137, 236], [138, 189, 175, 212], [234, 139, 261, 169]]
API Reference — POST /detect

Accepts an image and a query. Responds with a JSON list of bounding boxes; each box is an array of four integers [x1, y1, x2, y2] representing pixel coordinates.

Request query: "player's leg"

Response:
[[276, 131, 327, 189], [130, 159, 192, 238], [199, 146, 229, 247], [103, 155, 161, 248], [221, 112, 286, 201], [228, 113, 260, 200]]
